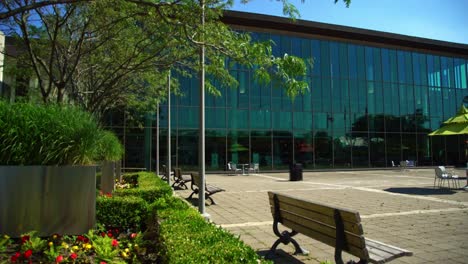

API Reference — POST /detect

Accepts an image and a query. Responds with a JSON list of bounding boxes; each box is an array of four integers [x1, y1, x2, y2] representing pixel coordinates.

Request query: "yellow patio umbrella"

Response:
[[428, 105, 468, 136], [428, 104, 468, 189]]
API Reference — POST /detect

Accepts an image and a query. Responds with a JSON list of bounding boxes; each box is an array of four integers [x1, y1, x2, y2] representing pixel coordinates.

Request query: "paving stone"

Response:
[[173, 169, 468, 263]]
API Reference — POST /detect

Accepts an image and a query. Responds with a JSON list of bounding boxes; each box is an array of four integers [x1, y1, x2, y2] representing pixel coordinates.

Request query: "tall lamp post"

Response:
[[156, 103, 159, 177], [167, 70, 171, 186], [198, 0, 207, 217]]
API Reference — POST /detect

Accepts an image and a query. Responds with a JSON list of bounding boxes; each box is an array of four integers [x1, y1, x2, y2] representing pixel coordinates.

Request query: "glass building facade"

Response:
[[105, 12, 468, 171]]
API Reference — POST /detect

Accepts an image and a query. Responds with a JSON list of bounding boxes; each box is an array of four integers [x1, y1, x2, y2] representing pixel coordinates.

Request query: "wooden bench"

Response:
[[267, 192, 413, 264], [171, 168, 191, 189], [188, 172, 225, 205]]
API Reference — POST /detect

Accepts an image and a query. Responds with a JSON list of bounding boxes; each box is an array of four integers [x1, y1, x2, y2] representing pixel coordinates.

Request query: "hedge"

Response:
[[114, 172, 172, 202]]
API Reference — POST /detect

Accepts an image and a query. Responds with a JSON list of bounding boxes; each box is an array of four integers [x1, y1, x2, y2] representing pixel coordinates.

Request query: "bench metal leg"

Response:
[[267, 221, 309, 259]]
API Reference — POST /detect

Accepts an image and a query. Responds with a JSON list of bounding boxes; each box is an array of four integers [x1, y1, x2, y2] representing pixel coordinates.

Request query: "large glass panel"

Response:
[[238, 71, 249, 109], [431, 136, 445, 165], [330, 42, 340, 77], [419, 53, 428, 86], [250, 109, 271, 129], [339, 43, 349, 79], [227, 130, 249, 164], [397, 51, 406, 83], [294, 131, 314, 169], [294, 111, 312, 130], [365, 46, 374, 81], [311, 40, 321, 76], [251, 130, 272, 170], [311, 77, 322, 112], [348, 44, 357, 79], [314, 130, 332, 168], [273, 131, 293, 169], [228, 109, 249, 130], [301, 38, 312, 73], [412, 53, 421, 85], [442, 88, 457, 120], [356, 46, 366, 80], [280, 35, 291, 55], [177, 129, 198, 170], [178, 106, 198, 128], [334, 129, 351, 168], [322, 79, 332, 113], [351, 132, 369, 167], [386, 133, 401, 164], [206, 108, 226, 129], [373, 48, 382, 82], [206, 130, 226, 171], [369, 132, 386, 167], [272, 111, 292, 130], [402, 133, 417, 161], [320, 41, 331, 77], [417, 134, 432, 166]]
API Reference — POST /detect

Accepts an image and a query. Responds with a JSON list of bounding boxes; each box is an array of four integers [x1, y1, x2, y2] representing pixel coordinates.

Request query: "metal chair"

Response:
[[249, 163, 259, 174], [434, 166, 460, 189], [227, 162, 241, 175]]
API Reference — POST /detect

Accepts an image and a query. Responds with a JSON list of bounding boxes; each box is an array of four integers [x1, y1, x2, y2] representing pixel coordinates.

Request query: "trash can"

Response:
[[289, 163, 303, 181]]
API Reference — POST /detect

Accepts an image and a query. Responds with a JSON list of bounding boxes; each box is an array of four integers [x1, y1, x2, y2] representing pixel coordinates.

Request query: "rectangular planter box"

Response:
[[0, 166, 96, 237]]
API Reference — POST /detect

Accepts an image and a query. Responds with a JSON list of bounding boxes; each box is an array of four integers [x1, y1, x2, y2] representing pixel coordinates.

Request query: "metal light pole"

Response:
[[156, 103, 159, 177], [198, 0, 208, 218], [167, 71, 171, 186]]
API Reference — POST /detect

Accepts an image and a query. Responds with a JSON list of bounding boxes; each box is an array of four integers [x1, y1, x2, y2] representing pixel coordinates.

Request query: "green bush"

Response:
[[96, 195, 149, 230], [114, 172, 172, 202], [155, 196, 266, 264], [0, 101, 123, 165], [121, 173, 139, 186]]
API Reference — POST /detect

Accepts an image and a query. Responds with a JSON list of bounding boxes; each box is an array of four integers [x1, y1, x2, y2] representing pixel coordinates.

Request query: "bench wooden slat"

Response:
[[272, 208, 366, 250], [267, 191, 412, 263], [281, 218, 369, 260], [270, 202, 364, 234], [268, 192, 360, 223], [366, 238, 413, 264]]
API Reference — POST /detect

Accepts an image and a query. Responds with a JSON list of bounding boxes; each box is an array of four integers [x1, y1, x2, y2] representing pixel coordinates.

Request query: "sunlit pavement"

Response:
[[174, 168, 468, 264]]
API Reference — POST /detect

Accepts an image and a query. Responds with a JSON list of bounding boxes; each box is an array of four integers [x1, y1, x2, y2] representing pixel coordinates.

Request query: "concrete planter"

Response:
[[0, 165, 96, 237], [100, 161, 115, 194]]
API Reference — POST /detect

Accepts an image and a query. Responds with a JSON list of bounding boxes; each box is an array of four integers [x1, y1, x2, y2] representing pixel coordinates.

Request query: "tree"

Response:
[[1, 0, 350, 118]]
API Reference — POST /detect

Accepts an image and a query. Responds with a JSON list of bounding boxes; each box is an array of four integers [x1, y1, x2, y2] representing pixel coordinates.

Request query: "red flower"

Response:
[[130, 233, 137, 239], [21, 235, 30, 244], [56, 255, 64, 263], [100, 262, 107, 264], [111, 239, 118, 247], [107, 232, 113, 238], [10, 252, 20, 262], [76, 235, 85, 242], [70, 253, 78, 260], [100, 232, 106, 237], [24, 249, 33, 258], [105, 193, 112, 198]]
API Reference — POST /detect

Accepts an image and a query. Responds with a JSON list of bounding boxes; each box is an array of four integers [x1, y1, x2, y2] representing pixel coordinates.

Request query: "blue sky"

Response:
[[229, 0, 468, 44]]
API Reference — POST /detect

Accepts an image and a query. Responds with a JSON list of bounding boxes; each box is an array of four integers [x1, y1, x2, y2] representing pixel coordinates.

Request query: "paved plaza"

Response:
[[174, 168, 468, 264]]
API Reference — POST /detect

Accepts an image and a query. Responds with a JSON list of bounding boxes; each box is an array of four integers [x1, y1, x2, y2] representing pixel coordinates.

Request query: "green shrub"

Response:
[[96, 195, 149, 230], [0, 101, 123, 165], [155, 196, 265, 264], [114, 172, 172, 202], [121, 173, 139, 186]]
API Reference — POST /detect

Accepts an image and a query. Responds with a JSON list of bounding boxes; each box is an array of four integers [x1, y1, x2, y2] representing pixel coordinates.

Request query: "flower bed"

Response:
[[1, 172, 269, 263]]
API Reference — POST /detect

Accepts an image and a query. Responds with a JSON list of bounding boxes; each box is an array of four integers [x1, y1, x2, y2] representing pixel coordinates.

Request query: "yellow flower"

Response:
[[121, 252, 128, 258], [72, 245, 79, 251], [85, 244, 92, 250], [4, 235, 10, 239], [48, 242, 54, 247], [124, 248, 130, 253], [53, 234, 58, 239], [61, 242, 69, 249]]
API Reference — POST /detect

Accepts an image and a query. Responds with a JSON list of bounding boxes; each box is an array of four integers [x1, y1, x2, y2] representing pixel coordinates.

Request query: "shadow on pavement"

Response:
[[384, 187, 456, 195], [257, 249, 305, 264]]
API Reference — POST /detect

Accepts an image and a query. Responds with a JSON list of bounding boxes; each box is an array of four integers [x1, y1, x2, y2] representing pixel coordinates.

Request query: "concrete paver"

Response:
[[175, 168, 468, 264]]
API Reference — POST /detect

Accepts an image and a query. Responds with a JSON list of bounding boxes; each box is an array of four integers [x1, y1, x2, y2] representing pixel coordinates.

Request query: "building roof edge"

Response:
[[222, 10, 468, 57]]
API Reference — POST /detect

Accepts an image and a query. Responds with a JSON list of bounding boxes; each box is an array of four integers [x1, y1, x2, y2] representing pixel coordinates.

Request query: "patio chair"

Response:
[[248, 163, 259, 174], [434, 166, 460, 189], [227, 162, 241, 175]]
